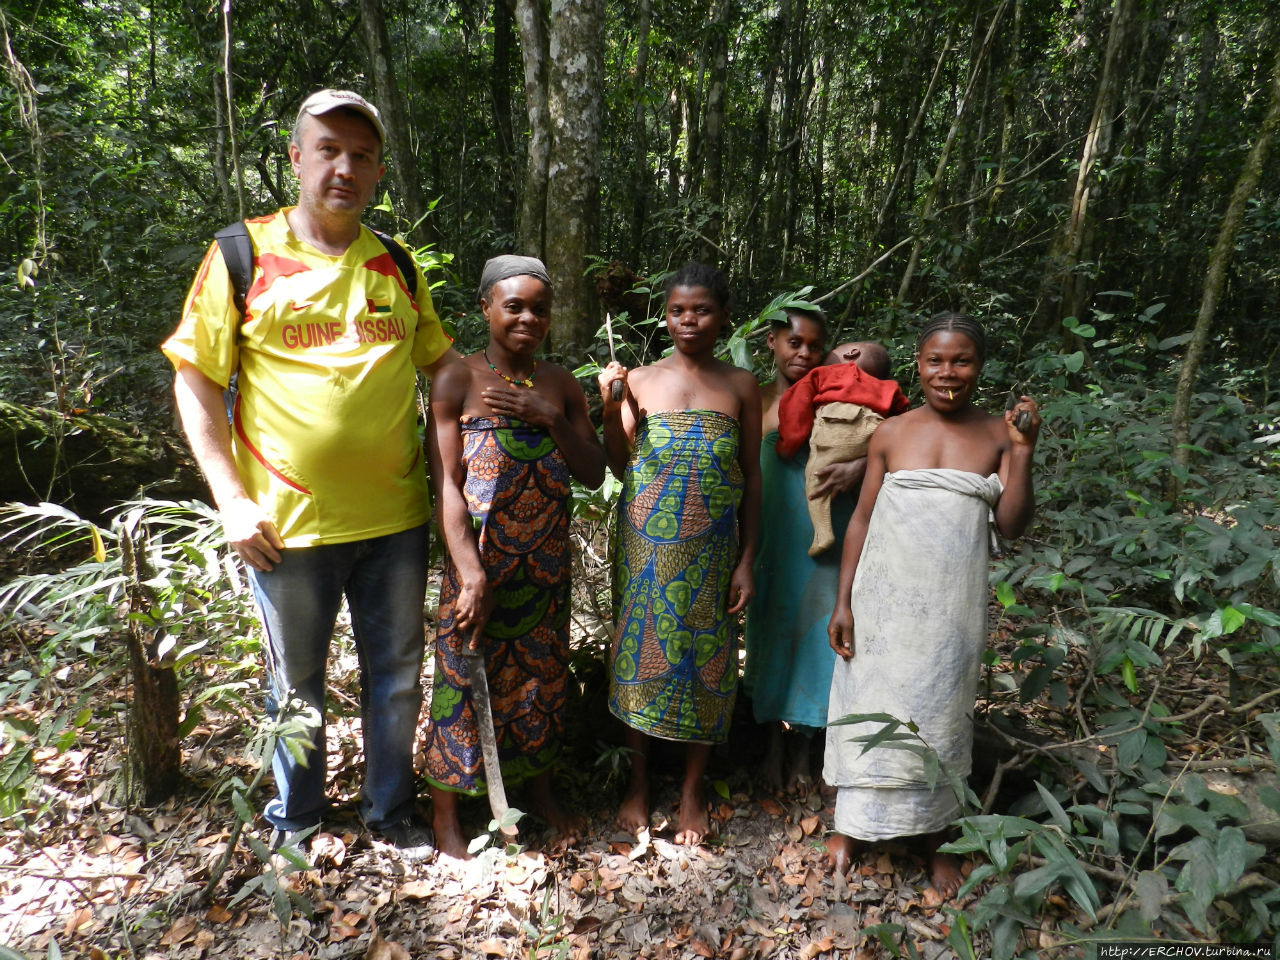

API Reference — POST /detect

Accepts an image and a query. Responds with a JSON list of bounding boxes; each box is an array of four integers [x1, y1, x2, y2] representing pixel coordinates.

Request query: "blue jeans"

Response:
[[248, 523, 429, 831]]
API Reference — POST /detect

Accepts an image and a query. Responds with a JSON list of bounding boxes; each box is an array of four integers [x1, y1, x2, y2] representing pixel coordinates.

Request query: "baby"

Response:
[[776, 341, 908, 555]]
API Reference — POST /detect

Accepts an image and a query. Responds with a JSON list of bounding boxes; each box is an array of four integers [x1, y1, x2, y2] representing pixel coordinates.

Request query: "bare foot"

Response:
[[615, 779, 650, 833], [674, 777, 709, 845], [925, 832, 964, 899], [529, 772, 585, 853], [928, 851, 964, 899], [615, 726, 651, 834], [430, 787, 473, 861], [823, 832, 864, 875], [674, 742, 711, 845]]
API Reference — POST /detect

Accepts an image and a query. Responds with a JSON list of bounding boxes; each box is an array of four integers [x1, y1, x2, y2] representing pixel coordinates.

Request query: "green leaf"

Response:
[[995, 581, 1016, 609], [1034, 781, 1072, 834], [1215, 827, 1248, 891], [1119, 656, 1137, 694], [0, 949, 29, 960], [231, 790, 254, 823], [1062, 351, 1084, 373], [712, 779, 730, 801], [1135, 869, 1167, 922]]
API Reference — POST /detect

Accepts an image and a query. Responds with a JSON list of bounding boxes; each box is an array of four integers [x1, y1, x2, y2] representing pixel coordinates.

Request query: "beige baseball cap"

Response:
[[295, 89, 386, 145]]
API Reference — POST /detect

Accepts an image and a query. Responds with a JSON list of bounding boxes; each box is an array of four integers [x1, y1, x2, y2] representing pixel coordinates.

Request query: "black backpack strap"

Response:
[[214, 221, 254, 317], [370, 228, 418, 298]]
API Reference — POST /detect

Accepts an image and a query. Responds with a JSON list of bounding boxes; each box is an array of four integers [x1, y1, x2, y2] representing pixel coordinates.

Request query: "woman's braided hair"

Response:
[[915, 312, 986, 360]]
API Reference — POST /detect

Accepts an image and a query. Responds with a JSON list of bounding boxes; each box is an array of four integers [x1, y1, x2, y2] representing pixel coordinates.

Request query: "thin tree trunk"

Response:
[[358, 0, 427, 230], [491, 0, 518, 231], [1168, 43, 1280, 497], [628, 0, 653, 264], [699, 0, 732, 263], [221, 0, 245, 221], [1036, 0, 1136, 328], [873, 26, 953, 239], [895, 0, 1009, 304], [544, 0, 603, 350], [121, 514, 181, 806], [516, 0, 551, 258]]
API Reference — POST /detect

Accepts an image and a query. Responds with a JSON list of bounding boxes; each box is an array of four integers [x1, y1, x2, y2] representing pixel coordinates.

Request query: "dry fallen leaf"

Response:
[[759, 798, 784, 816], [157, 915, 198, 946], [329, 921, 361, 942], [205, 904, 233, 924], [785, 823, 803, 843], [366, 931, 412, 960], [690, 940, 715, 958], [400, 879, 433, 900], [194, 929, 216, 952], [479, 938, 508, 956], [799, 815, 820, 836], [800, 936, 835, 959], [921, 886, 944, 908], [311, 832, 347, 866], [569, 872, 590, 894]]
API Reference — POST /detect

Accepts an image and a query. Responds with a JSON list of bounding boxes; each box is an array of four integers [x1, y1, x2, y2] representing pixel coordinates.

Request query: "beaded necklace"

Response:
[[484, 348, 536, 388]]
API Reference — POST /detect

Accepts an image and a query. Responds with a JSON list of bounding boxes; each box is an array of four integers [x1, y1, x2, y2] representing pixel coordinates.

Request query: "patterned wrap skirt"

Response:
[[609, 409, 744, 744], [423, 416, 572, 794]]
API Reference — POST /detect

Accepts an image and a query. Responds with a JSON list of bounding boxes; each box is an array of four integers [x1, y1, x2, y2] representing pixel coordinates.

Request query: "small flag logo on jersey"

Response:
[[367, 298, 392, 314]]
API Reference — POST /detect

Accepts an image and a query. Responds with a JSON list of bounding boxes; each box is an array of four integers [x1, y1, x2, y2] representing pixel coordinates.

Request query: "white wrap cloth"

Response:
[[824, 468, 1002, 840]]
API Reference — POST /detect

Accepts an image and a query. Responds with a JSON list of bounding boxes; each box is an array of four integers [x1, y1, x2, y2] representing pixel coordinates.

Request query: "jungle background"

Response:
[[0, 0, 1278, 957]]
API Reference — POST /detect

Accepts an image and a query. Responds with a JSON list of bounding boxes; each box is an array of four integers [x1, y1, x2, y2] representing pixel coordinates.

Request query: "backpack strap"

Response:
[[214, 221, 254, 317], [214, 221, 417, 314], [370, 228, 418, 298]]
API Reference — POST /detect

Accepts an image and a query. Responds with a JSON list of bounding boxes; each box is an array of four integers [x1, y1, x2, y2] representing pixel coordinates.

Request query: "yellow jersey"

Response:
[[163, 209, 453, 546]]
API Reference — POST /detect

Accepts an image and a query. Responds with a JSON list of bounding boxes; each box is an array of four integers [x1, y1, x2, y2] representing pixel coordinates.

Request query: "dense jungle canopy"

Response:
[[1, 0, 1279, 956]]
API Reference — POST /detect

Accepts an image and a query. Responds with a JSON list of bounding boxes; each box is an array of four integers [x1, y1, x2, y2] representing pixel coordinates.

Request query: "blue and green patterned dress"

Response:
[[423, 416, 571, 794], [609, 410, 745, 743]]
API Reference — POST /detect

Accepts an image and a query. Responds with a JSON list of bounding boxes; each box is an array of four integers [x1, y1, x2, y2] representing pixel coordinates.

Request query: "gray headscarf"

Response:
[[477, 255, 553, 303]]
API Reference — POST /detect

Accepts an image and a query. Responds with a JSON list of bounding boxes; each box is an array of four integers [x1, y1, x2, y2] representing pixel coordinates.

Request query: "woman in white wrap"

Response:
[[823, 313, 1041, 898]]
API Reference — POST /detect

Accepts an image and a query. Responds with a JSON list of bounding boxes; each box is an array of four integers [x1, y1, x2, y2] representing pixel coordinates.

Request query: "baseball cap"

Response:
[[295, 89, 386, 146]]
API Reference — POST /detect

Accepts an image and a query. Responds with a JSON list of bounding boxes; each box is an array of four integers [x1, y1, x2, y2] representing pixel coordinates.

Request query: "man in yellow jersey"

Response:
[[163, 90, 459, 858]]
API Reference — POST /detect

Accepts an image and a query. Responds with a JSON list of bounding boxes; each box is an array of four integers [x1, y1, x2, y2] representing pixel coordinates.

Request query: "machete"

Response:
[[463, 635, 519, 837]]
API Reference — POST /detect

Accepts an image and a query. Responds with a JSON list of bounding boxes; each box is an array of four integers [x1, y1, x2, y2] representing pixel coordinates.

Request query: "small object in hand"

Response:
[[1004, 392, 1033, 434], [611, 379, 624, 402]]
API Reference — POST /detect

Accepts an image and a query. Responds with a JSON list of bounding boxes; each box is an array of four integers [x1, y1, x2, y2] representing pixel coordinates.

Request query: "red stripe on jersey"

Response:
[[401, 445, 421, 478], [364, 252, 416, 308], [244, 254, 310, 314], [233, 395, 312, 495]]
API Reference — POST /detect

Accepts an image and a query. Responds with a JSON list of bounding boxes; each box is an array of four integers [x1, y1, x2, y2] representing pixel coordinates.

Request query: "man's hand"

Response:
[[828, 606, 855, 660], [221, 496, 285, 572], [810, 457, 868, 500]]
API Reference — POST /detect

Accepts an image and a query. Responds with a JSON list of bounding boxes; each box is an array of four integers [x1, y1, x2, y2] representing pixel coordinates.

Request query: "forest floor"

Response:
[[0, 599, 1014, 960]]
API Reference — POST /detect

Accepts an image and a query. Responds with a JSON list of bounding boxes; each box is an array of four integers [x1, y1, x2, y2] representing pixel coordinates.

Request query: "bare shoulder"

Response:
[[540, 359, 589, 400], [432, 354, 474, 397]]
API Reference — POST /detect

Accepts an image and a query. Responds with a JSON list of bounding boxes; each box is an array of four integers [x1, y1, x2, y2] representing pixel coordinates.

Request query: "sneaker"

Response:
[[372, 819, 436, 863]]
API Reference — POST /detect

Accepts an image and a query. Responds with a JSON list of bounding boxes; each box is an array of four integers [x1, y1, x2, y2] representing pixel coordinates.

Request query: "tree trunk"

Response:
[[120, 512, 182, 806], [490, 0, 518, 232], [1168, 43, 1280, 498], [698, 0, 732, 264], [544, 0, 603, 351], [358, 0, 427, 231], [628, 0, 653, 264], [895, 0, 1009, 304], [516, 0, 551, 258], [1036, 0, 1137, 329]]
